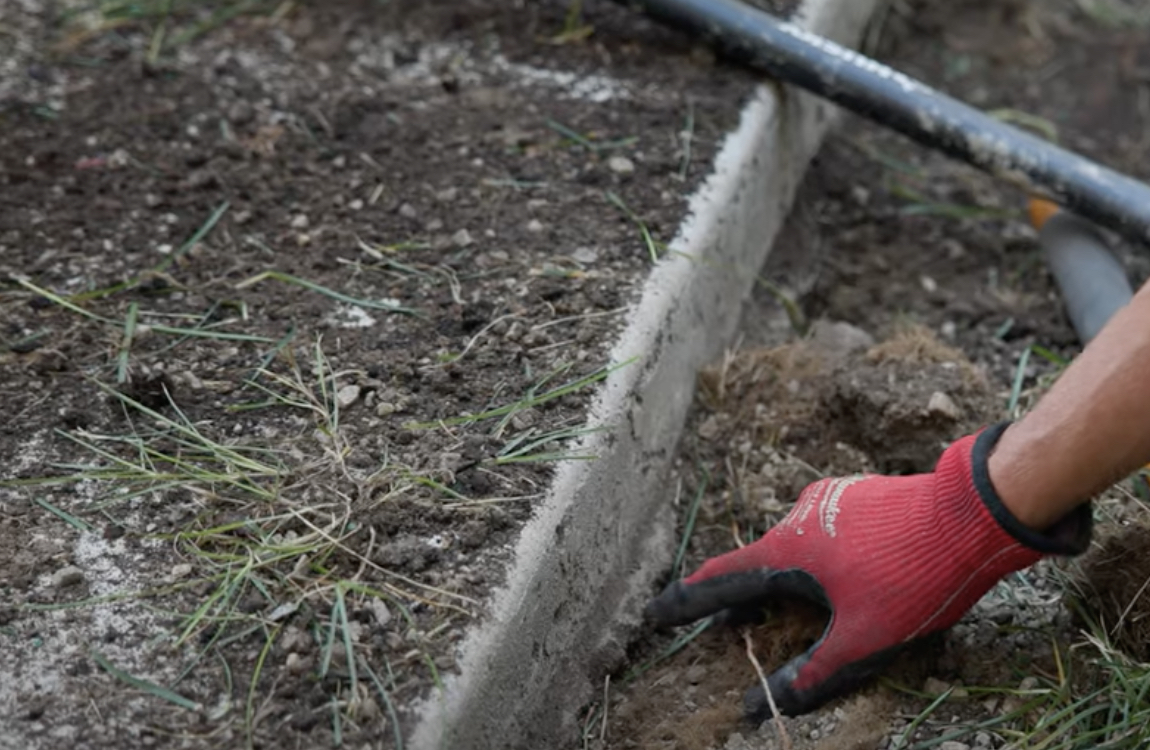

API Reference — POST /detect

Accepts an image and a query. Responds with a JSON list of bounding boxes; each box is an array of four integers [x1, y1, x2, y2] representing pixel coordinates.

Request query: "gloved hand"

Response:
[[647, 422, 1092, 719]]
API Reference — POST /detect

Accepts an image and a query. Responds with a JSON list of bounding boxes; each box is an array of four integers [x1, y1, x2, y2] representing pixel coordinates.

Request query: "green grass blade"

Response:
[[33, 497, 94, 532], [621, 619, 710, 685], [672, 468, 709, 581], [91, 650, 200, 711], [1007, 345, 1033, 415], [235, 270, 420, 316]]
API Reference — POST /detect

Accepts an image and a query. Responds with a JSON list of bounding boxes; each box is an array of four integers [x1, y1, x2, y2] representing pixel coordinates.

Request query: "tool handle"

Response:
[[621, 0, 1150, 246], [1038, 210, 1134, 344]]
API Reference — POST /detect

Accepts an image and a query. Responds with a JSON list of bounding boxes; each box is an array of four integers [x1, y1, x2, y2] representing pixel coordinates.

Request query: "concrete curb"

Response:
[[410, 2, 880, 747]]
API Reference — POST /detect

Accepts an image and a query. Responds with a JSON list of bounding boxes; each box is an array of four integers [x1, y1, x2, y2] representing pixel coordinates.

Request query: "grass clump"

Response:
[[6, 341, 471, 745]]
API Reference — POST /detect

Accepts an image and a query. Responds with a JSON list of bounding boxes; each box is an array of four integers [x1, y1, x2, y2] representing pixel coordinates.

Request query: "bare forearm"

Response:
[[989, 279, 1150, 530]]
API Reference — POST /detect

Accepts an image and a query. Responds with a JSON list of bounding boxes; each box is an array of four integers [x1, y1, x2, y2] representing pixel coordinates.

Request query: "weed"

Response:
[[889, 181, 1022, 221], [58, 0, 284, 60], [547, 119, 637, 153], [605, 191, 664, 263], [7, 342, 473, 743], [235, 270, 421, 317]]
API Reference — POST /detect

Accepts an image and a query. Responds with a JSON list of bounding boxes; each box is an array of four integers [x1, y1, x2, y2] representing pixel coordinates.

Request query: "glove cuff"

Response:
[[971, 421, 1093, 556]]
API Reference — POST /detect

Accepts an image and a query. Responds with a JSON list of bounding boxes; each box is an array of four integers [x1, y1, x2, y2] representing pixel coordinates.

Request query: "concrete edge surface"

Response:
[[409, 1, 880, 747]]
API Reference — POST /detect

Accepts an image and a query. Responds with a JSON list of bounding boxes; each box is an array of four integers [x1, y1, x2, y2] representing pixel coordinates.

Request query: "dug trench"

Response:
[[596, 1, 1150, 748]]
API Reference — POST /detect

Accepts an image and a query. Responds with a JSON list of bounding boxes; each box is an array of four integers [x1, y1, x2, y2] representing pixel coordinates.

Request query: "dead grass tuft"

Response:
[[866, 323, 984, 386], [698, 342, 826, 415], [1077, 522, 1150, 663]]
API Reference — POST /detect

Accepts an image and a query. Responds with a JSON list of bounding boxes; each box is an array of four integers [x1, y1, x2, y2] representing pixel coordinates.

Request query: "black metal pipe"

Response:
[[616, 0, 1150, 246]]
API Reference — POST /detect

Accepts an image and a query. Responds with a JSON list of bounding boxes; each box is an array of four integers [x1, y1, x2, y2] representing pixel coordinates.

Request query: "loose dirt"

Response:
[[601, 1, 1150, 748], [0, 1, 765, 748]]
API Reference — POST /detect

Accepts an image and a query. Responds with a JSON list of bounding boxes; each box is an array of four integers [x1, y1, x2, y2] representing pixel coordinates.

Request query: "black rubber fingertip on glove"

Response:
[[972, 421, 1093, 556], [645, 569, 831, 628], [742, 641, 909, 720], [645, 570, 773, 627]]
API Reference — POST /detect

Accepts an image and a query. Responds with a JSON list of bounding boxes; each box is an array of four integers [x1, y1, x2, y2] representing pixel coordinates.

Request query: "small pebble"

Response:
[[526, 219, 545, 233], [923, 676, 953, 695], [452, 228, 474, 247], [927, 391, 961, 421], [353, 695, 381, 722], [943, 238, 966, 259], [290, 214, 310, 229], [336, 384, 361, 409], [572, 246, 599, 264], [285, 652, 307, 675], [52, 566, 84, 588], [399, 203, 418, 219], [281, 627, 310, 653], [810, 319, 875, 359], [368, 598, 391, 627], [607, 155, 635, 174], [171, 563, 193, 580]]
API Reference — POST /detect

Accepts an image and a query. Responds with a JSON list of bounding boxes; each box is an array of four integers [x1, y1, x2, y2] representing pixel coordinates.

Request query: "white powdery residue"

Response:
[[326, 304, 378, 329], [13, 432, 48, 474], [352, 37, 482, 88], [73, 532, 144, 597], [493, 55, 631, 103], [0, 532, 167, 714], [73, 530, 168, 665]]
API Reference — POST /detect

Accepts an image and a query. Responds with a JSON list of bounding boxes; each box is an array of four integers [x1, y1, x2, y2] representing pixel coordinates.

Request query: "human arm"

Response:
[[992, 276, 1150, 529]]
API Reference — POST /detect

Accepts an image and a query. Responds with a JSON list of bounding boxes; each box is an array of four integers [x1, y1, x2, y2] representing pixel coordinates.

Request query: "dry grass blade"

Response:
[[742, 629, 793, 750]]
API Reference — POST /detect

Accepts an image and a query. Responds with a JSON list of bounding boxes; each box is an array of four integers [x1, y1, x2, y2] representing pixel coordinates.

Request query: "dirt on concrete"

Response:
[[0, 1, 764, 748]]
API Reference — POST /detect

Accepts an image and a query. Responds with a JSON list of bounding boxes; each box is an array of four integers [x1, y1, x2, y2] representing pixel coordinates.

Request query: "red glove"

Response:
[[647, 423, 1092, 718]]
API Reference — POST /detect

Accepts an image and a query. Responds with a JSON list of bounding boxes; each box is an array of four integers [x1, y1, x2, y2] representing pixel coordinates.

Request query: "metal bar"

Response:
[[617, 0, 1150, 245]]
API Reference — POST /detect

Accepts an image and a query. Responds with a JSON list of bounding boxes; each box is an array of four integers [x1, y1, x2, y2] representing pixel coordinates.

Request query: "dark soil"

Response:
[[601, 0, 1150, 748], [0, 1, 764, 748]]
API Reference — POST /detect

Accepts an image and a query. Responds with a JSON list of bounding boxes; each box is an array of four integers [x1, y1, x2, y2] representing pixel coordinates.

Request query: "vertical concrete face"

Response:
[[410, 1, 880, 748]]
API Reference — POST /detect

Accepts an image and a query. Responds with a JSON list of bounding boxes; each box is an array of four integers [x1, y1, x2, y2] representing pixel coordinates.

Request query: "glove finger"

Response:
[[709, 568, 833, 628], [743, 628, 906, 719], [647, 548, 830, 628], [647, 570, 773, 627]]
